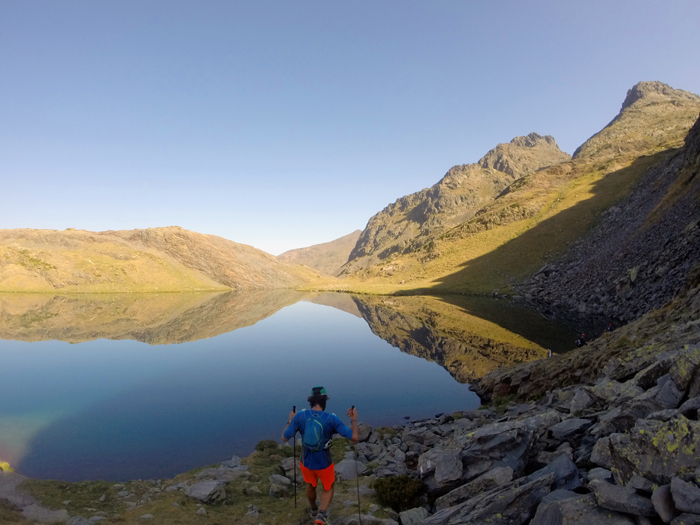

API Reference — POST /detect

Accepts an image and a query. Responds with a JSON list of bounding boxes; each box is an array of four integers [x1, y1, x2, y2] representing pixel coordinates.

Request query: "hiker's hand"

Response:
[[347, 407, 358, 421], [288, 408, 296, 423]]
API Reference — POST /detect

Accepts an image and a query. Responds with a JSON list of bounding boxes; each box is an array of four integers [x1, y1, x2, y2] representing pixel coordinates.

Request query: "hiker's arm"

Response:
[[282, 409, 297, 442], [347, 407, 359, 443]]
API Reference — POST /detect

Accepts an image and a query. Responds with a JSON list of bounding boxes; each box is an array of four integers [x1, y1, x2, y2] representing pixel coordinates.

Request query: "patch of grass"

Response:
[[374, 475, 425, 512], [0, 500, 26, 524]]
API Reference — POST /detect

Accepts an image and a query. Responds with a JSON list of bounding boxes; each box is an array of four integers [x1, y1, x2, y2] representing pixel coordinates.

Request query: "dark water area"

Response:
[[0, 291, 576, 482]]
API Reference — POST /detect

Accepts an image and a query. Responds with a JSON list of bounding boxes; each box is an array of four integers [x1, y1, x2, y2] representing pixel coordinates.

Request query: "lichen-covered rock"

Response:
[[610, 417, 700, 485]]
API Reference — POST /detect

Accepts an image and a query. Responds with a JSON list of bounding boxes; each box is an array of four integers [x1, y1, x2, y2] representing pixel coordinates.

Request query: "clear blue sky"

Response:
[[2, 1, 699, 255]]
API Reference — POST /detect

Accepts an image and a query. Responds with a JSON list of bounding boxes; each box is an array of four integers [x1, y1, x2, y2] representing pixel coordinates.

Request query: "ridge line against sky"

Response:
[[2, 1, 699, 255]]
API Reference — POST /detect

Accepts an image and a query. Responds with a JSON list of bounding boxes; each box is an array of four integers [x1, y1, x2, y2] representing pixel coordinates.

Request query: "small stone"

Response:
[[140, 514, 154, 520], [245, 505, 259, 517], [62, 500, 72, 505], [196, 507, 207, 516], [99, 494, 106, 502]]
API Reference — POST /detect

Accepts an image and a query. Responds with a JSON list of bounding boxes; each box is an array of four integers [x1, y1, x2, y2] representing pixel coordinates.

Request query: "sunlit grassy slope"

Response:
[[0, 227, 322, 293]]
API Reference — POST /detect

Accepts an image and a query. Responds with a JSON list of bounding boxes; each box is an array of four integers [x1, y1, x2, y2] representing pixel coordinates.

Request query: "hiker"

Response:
[[576, 333, 587, 347], [282, 386, 359, 525], [606, 322, 614, 332]]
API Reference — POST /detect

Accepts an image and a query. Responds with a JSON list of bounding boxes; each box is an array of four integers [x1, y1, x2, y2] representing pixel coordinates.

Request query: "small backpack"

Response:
[[301, 411, 327, 452]]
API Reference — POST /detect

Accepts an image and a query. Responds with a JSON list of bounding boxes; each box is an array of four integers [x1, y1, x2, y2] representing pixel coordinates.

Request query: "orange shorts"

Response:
[[300, 462, 335, 491]]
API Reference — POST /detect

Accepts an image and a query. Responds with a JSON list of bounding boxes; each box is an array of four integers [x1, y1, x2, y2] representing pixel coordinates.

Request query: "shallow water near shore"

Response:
[[0, 291, 575, 481]]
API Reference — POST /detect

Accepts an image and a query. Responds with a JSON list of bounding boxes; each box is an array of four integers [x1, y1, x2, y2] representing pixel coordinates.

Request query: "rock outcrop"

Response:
[[343, 133, 570, 272]]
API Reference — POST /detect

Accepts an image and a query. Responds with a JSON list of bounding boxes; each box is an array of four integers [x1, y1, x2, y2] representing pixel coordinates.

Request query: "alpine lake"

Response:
[[0, 291, 577, 482]]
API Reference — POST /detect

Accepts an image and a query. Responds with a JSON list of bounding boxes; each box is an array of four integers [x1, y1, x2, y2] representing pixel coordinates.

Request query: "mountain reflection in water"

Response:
[[0, 291, 573, 381]]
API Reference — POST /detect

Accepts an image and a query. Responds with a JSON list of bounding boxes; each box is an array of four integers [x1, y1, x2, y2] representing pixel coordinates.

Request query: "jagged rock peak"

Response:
[[621, 81, 700, 111], [477, 132, 570, 178], [509, 132, 558, 149]]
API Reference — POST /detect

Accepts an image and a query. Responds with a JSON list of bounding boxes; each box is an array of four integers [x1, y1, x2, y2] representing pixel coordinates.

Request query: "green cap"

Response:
[[311, 386, 328, 397]]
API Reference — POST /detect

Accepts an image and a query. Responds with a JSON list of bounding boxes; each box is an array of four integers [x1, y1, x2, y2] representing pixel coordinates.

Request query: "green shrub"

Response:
[[374, 475, 425, 512], [255, 439, 280, 453]]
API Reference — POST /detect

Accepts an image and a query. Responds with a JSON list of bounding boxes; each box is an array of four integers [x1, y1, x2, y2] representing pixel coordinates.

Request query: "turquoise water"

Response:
[[0, 300, 479, 482]]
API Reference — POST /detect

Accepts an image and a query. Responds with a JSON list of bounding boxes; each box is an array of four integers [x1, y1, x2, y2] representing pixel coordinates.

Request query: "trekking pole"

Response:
[[292, 405, 297, 509], [352, 406, 362, 525]]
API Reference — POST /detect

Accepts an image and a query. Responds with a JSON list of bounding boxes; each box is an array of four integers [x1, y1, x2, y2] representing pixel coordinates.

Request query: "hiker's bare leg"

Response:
[[306, 483, 317, 508], [319, 483, 334, 512]]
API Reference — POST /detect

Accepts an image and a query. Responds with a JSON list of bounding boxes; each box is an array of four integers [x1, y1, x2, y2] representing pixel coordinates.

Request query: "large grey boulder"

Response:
[[357, 422, 373, 442], [185, 480, 226, 503], [549, 418, 592, 440], [570, 388, 595, 415], [669, 347, 700, 391], [526, 453, 580, 491], [531, 492, 636, 525], [335, 459, 367, 481], [22, 504, 69, 524], [398, 507, 429, 525], [679, 396, 700, 419], [589, 479, 656, 516], [423, 473, 554, 525], [435, 467, 513, 511], [610, 417, 700, 485], [418, 449, 462, 492], [656, 377, 686, 409], [652, 484, 679, 523], [671, 477, 700, 514], [591, 436, 613, 469], [268, 474, 292, 498]]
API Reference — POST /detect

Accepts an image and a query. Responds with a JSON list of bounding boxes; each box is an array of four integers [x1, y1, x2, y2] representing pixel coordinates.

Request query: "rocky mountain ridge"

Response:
[[342, 133, 570, 272]]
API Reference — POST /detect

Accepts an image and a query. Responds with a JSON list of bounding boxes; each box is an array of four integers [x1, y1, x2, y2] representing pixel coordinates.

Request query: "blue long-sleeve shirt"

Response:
[[284, 409, 353, 470]]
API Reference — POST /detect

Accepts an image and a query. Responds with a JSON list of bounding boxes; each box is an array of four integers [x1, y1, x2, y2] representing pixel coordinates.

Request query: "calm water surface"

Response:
[[0, 292, 574, 481]]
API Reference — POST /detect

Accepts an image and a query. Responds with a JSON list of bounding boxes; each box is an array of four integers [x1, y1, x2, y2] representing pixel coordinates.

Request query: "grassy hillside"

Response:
[[0, 227, 321, 293], [277, 230, 361, 276]]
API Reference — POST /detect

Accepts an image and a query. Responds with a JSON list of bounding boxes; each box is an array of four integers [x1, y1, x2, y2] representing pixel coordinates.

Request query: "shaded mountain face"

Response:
[[343, 133, 570, 272], [519, 108, 700, 323], [0, 227, 319, 293], [277, 230, 361, 276]]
